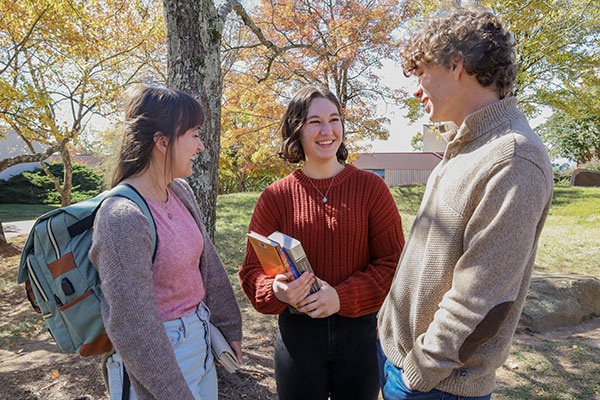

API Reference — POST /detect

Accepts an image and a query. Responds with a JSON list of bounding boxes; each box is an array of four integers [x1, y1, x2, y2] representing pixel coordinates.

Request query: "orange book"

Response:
[[247, 231, 289, 276]]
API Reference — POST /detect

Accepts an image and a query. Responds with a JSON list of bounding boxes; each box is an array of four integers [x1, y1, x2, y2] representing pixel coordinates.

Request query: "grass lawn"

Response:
[[536, 186, 600, 276], [1, 184, 598, 399], [211, 184, 600, 399], [0, 203, 59, 222]]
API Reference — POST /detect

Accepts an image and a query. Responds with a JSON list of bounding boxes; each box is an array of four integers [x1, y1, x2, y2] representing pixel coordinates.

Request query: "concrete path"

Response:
[[2, 220, 35, 239]]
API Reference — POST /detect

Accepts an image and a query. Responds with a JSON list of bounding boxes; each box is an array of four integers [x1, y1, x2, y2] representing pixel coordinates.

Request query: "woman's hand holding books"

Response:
[[272, 271, 314, 307], [296, 278, 340, 318]]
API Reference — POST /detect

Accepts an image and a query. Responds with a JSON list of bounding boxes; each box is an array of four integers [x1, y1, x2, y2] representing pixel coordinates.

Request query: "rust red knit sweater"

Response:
[[239, 165, 404, 317]]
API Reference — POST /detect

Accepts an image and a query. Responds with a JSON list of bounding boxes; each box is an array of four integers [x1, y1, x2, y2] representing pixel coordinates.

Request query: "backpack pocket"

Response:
[[58, 288, 109, 355], [25, 253, 76, 353]]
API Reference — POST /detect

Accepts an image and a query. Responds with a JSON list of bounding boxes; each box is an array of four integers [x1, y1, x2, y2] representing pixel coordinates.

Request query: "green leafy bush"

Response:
[[0, 162, 104, 204]]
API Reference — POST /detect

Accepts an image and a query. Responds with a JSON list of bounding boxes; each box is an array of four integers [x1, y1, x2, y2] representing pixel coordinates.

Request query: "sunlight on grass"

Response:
[[536, 186, 600, 276], [211, 185, 600, 278]]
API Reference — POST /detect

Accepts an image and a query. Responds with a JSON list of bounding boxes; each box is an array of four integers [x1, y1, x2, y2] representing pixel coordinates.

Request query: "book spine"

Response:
[[283, 249, 321, 294], [279, 248, 299, 278], [296, 257, 321, 294]]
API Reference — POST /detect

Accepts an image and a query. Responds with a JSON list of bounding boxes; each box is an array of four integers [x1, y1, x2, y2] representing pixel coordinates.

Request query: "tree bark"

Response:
[[61, 144, 73, 206], [0, 144, 59, 172], [0, 217, 6, 245], [163, 0, 222, 239]]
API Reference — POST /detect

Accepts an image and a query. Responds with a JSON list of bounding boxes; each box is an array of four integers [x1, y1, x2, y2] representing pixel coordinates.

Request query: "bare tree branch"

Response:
[[0, 143, 60, 172]]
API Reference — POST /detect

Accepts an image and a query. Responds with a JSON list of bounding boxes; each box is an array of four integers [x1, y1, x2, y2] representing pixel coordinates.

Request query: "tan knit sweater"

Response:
[[377, 98, 553, 396]]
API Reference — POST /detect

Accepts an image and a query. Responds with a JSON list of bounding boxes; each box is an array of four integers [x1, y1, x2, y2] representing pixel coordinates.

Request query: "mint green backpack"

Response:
[[17, 184, 157, 356]]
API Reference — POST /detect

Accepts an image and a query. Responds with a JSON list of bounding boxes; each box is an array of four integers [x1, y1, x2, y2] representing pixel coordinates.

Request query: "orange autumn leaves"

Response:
[[220, 0, 415, 191]]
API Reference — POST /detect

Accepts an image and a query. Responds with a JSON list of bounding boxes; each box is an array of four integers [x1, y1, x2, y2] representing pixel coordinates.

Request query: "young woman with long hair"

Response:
[[90, 84, 242, 400]]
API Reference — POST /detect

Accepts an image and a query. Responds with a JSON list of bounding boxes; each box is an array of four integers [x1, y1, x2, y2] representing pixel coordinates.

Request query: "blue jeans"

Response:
[[274, 308, 380, 400], [106, 303, 217, 400], [377, 340, 491, 400]]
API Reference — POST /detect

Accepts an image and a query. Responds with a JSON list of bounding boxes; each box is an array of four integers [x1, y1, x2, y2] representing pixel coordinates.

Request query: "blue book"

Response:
[[267, 231, 321, 294]]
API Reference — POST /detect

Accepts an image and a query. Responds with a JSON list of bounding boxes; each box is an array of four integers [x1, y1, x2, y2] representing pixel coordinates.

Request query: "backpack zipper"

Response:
[[47, 218, 60, 260], [26, 258, 49, 302]]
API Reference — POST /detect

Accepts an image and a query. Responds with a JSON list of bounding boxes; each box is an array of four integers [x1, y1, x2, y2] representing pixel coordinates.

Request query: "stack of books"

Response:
[[247, 231, 321, 295]]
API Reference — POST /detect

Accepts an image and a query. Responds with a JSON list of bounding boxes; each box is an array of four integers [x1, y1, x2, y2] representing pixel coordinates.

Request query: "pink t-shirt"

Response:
[[145, 187, 205, 321]]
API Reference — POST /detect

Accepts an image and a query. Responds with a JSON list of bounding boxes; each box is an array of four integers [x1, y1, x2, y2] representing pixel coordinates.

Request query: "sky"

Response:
[[364, 60, 553, 153], [367, 60, 425, 153]]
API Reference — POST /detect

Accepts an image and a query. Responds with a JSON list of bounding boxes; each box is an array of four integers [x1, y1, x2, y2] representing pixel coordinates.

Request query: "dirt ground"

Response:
[[2, 236, 599, 400], [0, 236, 279, 400]]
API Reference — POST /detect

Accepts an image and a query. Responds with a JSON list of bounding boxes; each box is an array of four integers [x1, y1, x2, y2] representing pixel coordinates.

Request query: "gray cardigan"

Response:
[[90, 178, 242, 400], [378, 98, 553, 396]]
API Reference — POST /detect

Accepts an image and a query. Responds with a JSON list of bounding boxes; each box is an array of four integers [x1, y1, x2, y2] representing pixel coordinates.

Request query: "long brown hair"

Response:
[[111, 84, 204, 187], [278, 85, 348, 164]]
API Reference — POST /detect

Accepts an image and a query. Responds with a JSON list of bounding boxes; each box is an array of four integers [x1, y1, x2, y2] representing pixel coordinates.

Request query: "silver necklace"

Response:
[[305, 176, 335, 203]]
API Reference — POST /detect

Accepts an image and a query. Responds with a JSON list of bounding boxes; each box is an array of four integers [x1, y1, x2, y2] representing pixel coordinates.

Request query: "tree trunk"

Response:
[[163, 0, 222, 240], [0, 217, 6, 245], [61, 144, 73, 206]]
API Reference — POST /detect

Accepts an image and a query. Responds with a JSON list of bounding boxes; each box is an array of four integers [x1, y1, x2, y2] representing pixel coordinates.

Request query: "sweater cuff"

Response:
[[402, 350, 436, 393], [333, 284, 353, 316], [255, 276, 288, 314]]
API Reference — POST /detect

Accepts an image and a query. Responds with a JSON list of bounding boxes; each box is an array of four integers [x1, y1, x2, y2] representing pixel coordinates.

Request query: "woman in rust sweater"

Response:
[[239, 86, 404, 400]]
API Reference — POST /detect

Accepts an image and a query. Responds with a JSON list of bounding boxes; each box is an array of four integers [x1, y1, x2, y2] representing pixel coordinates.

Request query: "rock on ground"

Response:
[[520, 273, 600, 332]]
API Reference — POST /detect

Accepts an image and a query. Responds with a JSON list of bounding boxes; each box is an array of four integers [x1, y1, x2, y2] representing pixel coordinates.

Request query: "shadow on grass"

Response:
[[496, 335, 600, 399], [0, 204, 60, 222], [217, 366, 277, 400], [551, 186, 600, 210]]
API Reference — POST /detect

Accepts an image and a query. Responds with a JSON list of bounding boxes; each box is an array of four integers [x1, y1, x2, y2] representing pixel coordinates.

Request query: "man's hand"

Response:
[[272, 271, 313, 306], [296, 278, 340, 318]]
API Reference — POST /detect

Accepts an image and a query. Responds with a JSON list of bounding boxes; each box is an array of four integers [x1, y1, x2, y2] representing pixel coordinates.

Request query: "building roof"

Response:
[[354, 152, 443, 170]]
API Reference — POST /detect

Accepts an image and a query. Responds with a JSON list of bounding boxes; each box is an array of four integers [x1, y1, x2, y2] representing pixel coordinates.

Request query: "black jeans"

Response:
[[274, 308, 380, 400]]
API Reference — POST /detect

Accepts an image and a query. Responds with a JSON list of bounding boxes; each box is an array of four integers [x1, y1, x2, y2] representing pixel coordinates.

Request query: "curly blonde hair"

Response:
[[401, 6, 517, 98]]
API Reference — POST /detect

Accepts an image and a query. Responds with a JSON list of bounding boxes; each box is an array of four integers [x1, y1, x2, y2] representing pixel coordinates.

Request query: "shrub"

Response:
[[0, 162, 104, 204]]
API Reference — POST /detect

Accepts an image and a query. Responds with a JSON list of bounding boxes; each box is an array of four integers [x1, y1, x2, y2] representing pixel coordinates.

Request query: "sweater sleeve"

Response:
[[335, 176, 404, 317], [402, 157, 551, 392], [200, 223, 243, 343], [238, 188, 289, 315], [89, 197, 194, 400]]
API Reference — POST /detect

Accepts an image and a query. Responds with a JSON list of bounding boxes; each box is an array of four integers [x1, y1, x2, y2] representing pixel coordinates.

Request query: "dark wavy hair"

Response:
[[111, 84, 204, 187], [277, 85, 348, 164], [401, 6, 517, 98]]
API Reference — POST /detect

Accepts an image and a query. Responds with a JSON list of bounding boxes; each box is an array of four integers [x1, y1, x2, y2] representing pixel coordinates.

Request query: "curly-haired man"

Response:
[[377, 7, 553, 400]]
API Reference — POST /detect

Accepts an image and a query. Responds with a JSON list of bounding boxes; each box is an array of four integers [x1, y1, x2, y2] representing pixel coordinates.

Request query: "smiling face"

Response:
[[171, 126, 205, 178], [299, 97, 343, 165], [412, 61, 461, 124]]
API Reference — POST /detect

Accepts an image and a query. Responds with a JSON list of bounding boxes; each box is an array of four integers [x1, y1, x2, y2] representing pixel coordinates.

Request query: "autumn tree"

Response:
[[216, 0, 414, 192], [410, 132, 424, 152], [0, 0, 165, 207], [161, 0, 413, 235]]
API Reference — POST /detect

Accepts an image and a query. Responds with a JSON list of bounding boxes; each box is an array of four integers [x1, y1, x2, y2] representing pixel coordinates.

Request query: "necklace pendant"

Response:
[[322, 197, 327, 203], [168, 213, 173, 220]]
